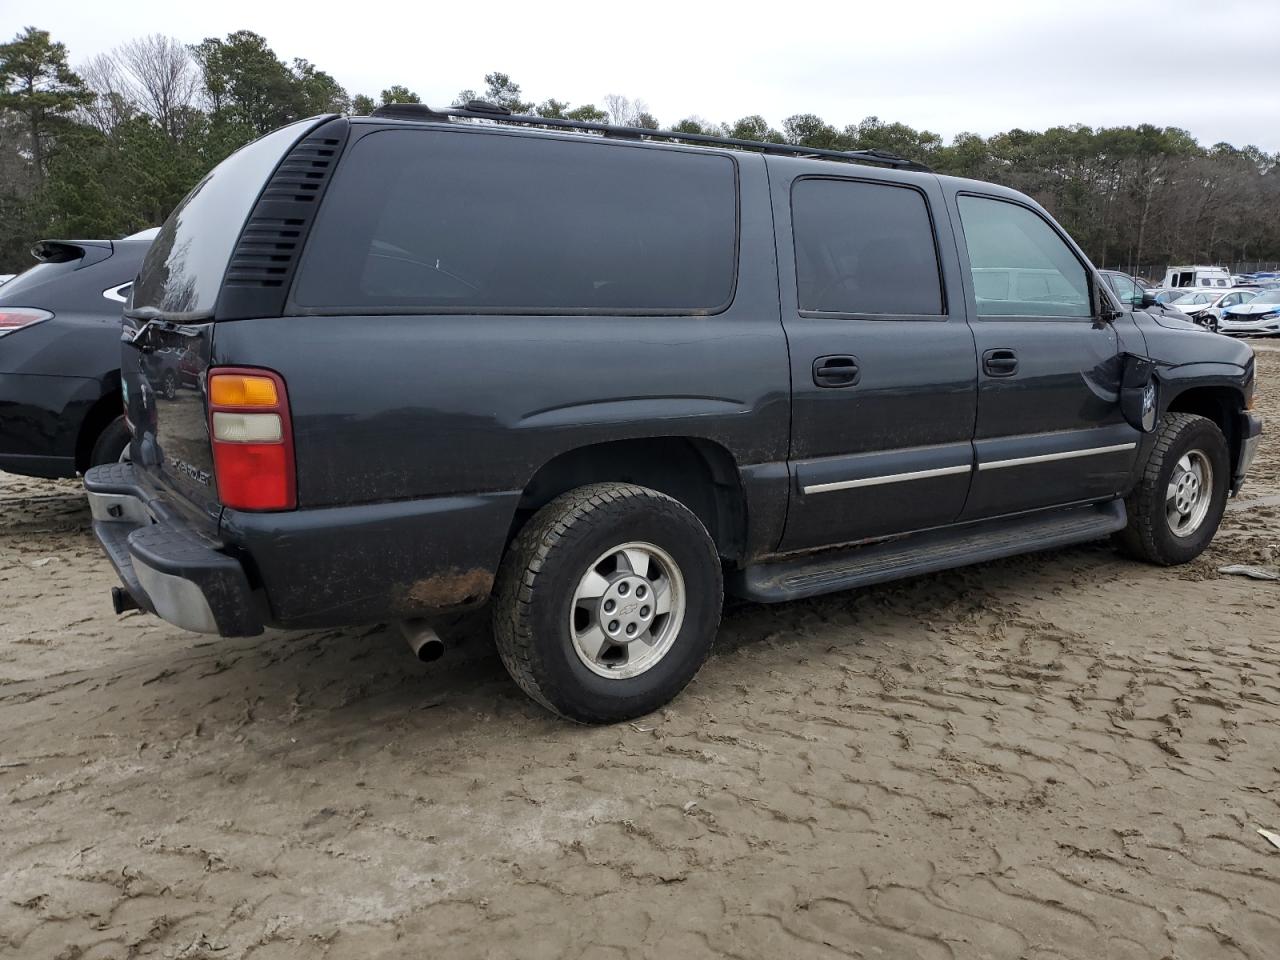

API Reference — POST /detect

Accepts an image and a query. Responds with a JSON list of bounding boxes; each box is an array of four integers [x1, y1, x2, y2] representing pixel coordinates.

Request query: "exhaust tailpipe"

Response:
[[111, 586, 141, 614], [400, 619, 445, 662]]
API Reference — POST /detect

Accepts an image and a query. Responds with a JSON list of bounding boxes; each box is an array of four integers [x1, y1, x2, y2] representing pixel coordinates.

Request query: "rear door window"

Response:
[[957, 195, 1091, 318], [791, 178, 943, 316], [292, 129, 738, 314]]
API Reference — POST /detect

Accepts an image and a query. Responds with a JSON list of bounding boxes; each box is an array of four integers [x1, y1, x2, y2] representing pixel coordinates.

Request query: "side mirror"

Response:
[[1120, 353, 1159, 433], [1134, 290, 1158, 309]]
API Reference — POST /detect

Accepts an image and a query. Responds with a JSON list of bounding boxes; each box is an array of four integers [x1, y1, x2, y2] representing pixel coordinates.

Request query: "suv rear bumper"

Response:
[[84, 463, 263, 636], [85, 463, 521, 636]]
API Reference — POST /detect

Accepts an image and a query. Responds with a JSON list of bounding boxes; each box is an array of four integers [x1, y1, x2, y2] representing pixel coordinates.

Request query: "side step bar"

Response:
[[732, 500, 1127, 603]]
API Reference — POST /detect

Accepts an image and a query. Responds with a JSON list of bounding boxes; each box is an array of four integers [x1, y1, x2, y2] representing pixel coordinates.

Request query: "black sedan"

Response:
[[0, 229, 155, 478]]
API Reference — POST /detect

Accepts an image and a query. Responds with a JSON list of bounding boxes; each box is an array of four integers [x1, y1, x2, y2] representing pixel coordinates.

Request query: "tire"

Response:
[[1115, 413, 1230, 565], [492, 483, 723, 724], [89, 416, 131, 467]]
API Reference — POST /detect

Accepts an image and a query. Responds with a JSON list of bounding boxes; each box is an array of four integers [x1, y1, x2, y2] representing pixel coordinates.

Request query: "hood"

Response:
[[1225, 300, 1280, 316], [1144, 308, 1202, 332]]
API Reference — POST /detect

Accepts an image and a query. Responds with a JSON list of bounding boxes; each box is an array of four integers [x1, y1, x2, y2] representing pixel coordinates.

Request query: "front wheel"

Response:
[[492, 483, 723, 723], [1116, 413, 1229, 565]]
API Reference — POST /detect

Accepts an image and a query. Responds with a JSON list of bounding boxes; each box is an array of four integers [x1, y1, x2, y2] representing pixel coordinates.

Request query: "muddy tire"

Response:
[[492, 483, 722, 724], [1116, 413, 1229, 565], [89, 416, 131, 467]]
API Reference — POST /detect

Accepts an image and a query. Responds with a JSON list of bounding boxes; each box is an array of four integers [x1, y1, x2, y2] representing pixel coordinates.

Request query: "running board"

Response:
[[732, 500, 1127, 603]]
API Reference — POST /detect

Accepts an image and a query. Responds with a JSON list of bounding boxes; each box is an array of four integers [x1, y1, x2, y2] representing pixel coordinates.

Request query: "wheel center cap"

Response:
[[597, 575, 654, 644]]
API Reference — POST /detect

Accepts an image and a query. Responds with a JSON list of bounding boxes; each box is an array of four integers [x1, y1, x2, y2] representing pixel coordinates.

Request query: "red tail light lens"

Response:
[[0, 308, 54, 336], [207, 368, 296, 511]]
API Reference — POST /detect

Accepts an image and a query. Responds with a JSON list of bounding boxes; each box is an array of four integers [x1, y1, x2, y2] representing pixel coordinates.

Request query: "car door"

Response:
[[949, 191, 1141, 520], [769, 162, 978, 552], [1214, 291, 1245, 317]]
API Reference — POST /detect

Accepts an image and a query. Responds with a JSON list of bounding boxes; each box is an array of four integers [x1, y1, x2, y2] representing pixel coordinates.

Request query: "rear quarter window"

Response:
[[290, 128, 739, 314], [132, 118, 318, 318]]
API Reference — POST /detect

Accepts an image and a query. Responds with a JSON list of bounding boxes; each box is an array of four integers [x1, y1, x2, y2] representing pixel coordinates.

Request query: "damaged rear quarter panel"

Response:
[[219, 491, 519, 628]]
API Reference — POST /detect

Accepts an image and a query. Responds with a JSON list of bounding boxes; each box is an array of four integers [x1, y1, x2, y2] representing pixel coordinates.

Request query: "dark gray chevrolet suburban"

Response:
[[84, 105, 1263, 723]]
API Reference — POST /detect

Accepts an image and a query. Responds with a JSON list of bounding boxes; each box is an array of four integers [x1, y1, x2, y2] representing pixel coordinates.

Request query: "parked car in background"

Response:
[[1169, 288, 1257, 332], [0, 228, 157, 478], [83, 108, 1260, 723], [1101, 271, 1193, 322], [1162, 265, 1233, 289], [1220, 288, 1280, 336]]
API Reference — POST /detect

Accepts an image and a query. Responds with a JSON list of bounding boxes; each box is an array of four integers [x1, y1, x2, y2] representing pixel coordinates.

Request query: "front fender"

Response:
[[1157, 359, 1253, 415]]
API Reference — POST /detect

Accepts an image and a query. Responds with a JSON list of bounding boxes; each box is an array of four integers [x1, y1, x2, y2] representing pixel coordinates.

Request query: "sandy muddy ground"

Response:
[[2, 350, 1280, 960]]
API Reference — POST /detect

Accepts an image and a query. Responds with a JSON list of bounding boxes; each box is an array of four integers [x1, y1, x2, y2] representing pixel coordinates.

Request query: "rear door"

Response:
[[769, 161, 978, 552], [948, 191, 1140, 520]]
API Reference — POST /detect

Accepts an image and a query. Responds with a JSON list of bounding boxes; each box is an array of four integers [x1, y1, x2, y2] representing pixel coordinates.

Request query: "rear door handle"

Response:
[[982, 348, 1019, 377], [813, 355, 860, 387]]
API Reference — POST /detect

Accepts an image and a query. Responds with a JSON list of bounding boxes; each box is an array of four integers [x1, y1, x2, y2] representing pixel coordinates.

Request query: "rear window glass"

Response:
[[792, 178, 943, 315], [132, 118, 316, 318], [0, 260, 78, 301], [291, 129, 738, 313]]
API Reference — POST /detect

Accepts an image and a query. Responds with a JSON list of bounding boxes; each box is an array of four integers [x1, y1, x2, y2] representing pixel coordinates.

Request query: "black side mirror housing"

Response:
[[1133, 290, 1158, 309]]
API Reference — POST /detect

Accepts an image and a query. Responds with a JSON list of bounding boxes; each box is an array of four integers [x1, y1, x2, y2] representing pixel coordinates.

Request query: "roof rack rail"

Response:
[[366, 100, 932, 172]]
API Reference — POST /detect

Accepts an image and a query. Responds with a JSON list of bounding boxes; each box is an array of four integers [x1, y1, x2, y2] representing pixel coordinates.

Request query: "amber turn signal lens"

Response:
[[209, 373, 279, 407]]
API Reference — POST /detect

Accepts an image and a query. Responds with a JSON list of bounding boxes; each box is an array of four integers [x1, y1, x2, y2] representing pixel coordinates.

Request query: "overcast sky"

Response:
[[25, 0, 1280, 152]]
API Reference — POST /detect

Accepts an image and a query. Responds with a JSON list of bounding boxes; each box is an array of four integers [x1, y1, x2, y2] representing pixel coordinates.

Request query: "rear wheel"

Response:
[[492, 483, 722, 723], [1116, 413, 1229, 565], [89, 416, 131, 467]]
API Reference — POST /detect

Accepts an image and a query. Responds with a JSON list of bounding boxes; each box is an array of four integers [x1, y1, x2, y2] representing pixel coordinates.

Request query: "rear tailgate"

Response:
[[122, 116, 334, 533], [123, 320, 220, 525]]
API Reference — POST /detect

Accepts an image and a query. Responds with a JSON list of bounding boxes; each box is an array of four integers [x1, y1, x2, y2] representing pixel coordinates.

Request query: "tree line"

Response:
[[2, 25, 1278, 276]]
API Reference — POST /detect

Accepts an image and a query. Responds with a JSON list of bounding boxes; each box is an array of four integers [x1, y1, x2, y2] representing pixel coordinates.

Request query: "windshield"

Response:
[[1172, 293, 1203, 305], [1251, 290, 1280, 305]]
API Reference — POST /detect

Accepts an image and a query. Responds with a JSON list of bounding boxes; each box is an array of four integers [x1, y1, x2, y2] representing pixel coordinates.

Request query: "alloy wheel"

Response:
[[1167, 449, 1212, 538], [569, 541, 685, 679]]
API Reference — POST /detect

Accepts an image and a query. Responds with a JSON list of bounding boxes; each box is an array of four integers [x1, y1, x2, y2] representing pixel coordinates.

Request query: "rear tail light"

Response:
[[207, 368, 296, 511], [0, 308, 53, 337]]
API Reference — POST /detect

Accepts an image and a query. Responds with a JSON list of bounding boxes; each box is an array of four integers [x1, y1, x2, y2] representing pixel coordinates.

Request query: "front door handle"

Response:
[[813, 355, 860, 387], [982, 348, 1019, 377]]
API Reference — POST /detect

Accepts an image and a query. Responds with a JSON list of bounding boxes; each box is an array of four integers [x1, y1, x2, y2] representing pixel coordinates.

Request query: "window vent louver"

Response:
[[217, 117, 349, 319]]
